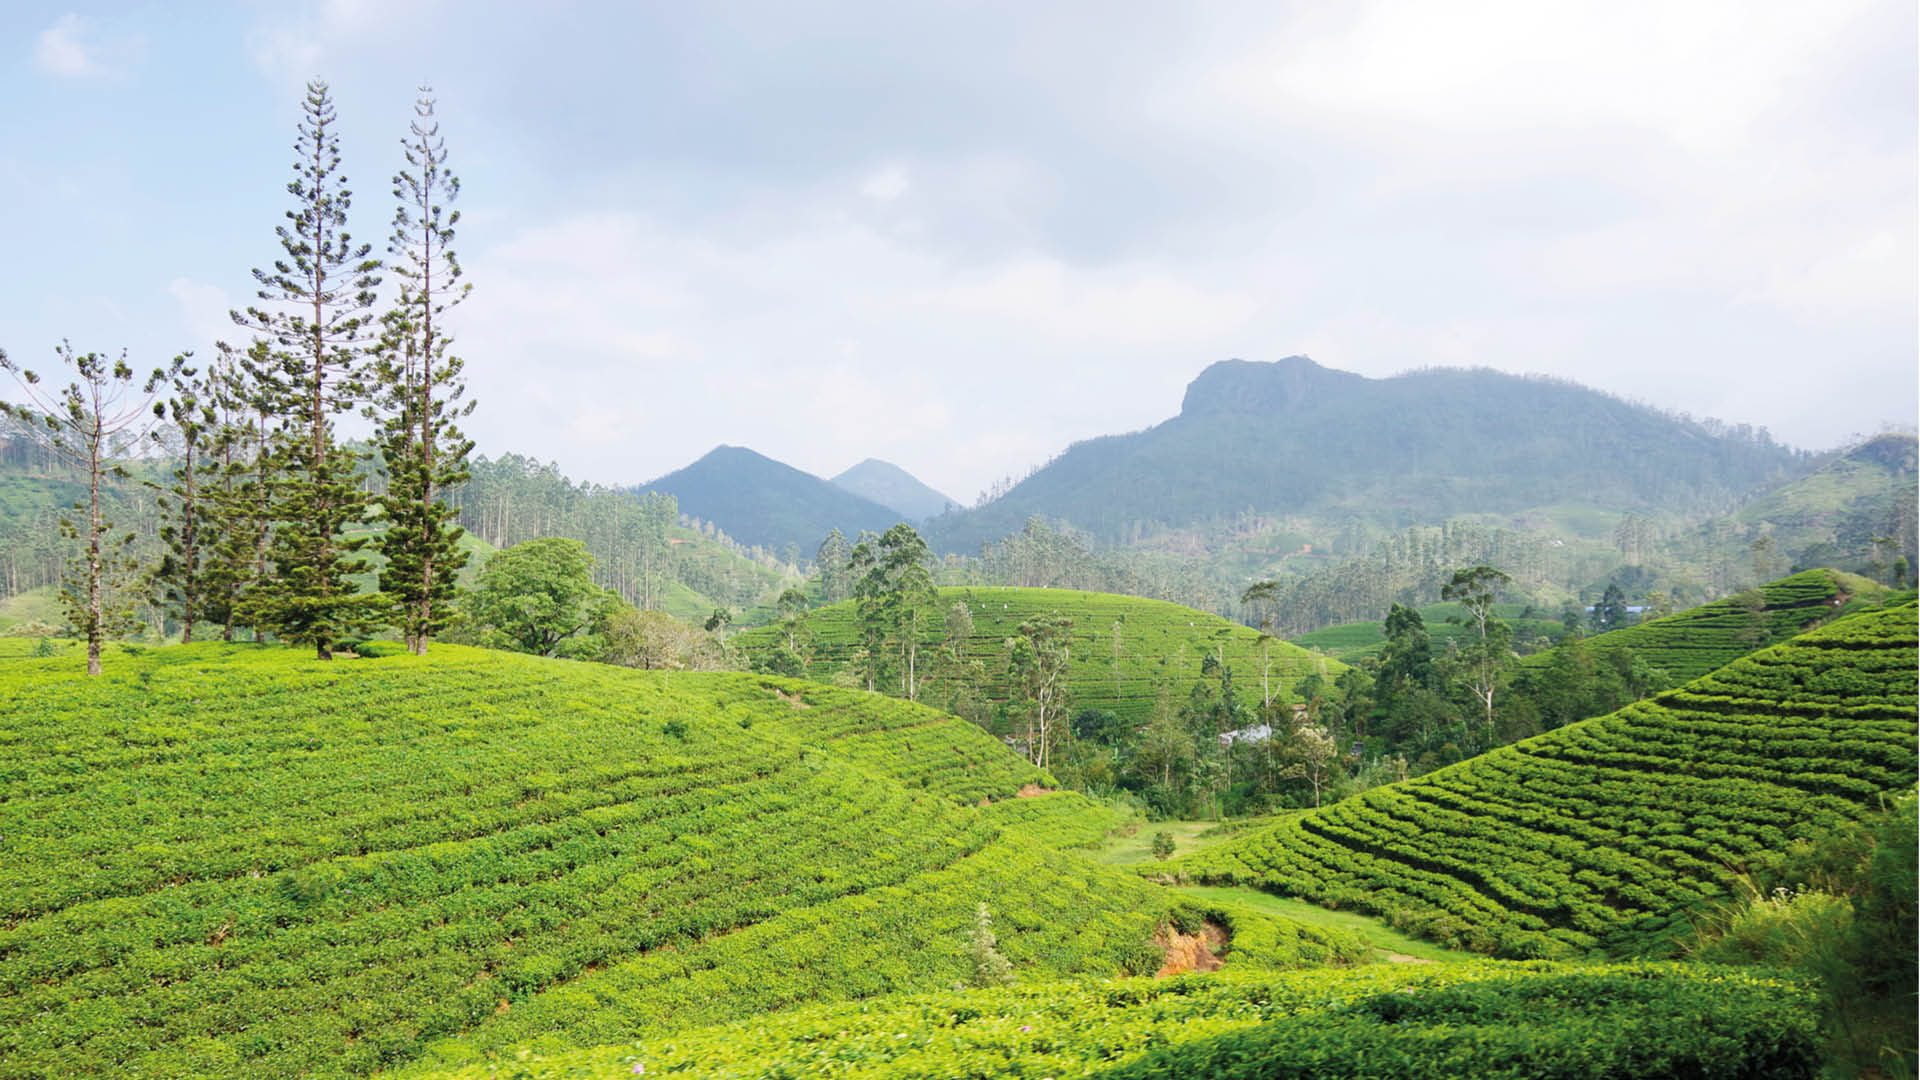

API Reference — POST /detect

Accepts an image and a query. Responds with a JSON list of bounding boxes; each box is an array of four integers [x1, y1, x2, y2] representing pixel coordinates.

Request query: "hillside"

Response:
[[1516, 568, 1885, 683], [1734, 432, 1917, 570], [928, 356, 1806, 550], [1171, 599, 1919, 958], [1292, 601, 1567, 662], [637, 445, 904, 554], [737, 586, 1342, 724], [0, 642, 1351, 1078], [831, 458, 957, 520]]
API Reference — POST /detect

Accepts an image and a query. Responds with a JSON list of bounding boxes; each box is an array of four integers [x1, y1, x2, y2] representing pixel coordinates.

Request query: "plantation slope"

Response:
[[1172, 600, 1919, 958], [414, 962, 1820, 1080], [0, 644, 1175, 1079], [399, 824, 1375, 1075], [1291, 601, 1563, 662], [741, 587, 1342, 724], [979, 791, 1138, 850], [1518, 568, 1885, 683]]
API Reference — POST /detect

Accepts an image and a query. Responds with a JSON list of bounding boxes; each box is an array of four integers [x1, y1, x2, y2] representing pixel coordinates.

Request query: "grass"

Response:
[[1095, 819, 1243, 866], [738, 586, 1343, 724], [1175, 599, 1919, 959], [0, 585, 61, 632]]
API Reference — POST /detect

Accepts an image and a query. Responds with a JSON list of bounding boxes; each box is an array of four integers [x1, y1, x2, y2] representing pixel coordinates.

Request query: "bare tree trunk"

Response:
[[85, 415, 103, 677]]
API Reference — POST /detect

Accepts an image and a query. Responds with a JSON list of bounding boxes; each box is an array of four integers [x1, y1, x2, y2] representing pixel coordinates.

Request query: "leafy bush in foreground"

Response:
[[412, 963, 1819, 1079]]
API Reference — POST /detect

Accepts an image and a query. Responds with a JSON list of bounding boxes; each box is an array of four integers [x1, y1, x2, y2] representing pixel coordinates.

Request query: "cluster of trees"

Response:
[[448, 454, 792, 612], [2, 83, 474, 671], [453, 536, 734, 671]]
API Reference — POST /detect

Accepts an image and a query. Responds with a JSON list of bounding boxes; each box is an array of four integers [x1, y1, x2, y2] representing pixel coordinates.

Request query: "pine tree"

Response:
[[154, 362, 218, 642], [233, 80, 386, 659], [0, 343, 179, 675], [371, 88, 474, 654], [201, 342, 280, 642]]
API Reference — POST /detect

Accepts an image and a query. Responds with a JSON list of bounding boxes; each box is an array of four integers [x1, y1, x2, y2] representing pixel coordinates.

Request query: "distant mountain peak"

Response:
[[832, 458, 958, 521], [639, 445, 902, 552], [1178, 355, 1361, 418]]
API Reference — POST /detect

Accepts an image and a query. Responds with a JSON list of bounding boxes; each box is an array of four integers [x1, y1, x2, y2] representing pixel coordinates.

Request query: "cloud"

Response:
[[33, 13, 141, 80], [859, 164, 911, 202]]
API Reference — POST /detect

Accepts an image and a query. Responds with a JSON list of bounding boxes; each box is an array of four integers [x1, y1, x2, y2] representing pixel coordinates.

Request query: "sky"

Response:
[[2, 1, 1915, 503]]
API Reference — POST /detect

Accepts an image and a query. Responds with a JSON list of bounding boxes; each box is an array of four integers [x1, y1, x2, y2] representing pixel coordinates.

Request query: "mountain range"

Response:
[[925, 356, 1807, 550], [636, 445, 906, 554], [637, 357, 1834, 559]]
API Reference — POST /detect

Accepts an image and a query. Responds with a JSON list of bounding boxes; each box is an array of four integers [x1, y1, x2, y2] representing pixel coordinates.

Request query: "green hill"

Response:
[[1736, 433, 1916, 554], [1518, 568, 1886, 683], [637, 445, 904, 554], [927, 357, 1807, 550], [414, 962, 1820, 1079], [0, 642, 1354, 1078], [1171, 599, 1919, 958], [1292, 601, 1566, 662], [738, 586, 1342, 724]]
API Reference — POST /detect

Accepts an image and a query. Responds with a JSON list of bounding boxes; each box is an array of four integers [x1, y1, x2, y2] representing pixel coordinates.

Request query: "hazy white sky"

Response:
[[3, 1, 1914, 500]]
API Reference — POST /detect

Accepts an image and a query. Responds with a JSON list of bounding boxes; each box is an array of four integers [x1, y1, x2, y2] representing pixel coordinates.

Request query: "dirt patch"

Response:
[[1015, 783, 1051, 798], [1380, 952, 1431, 964], [1155, 920, 1228, 977], [769, 687, 810, 709]]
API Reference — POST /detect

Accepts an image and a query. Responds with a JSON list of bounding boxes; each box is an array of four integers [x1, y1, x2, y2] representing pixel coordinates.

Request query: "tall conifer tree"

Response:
[[153, 363, 217, 641], [372, 88, 474, 654], [233, 80, 385, 658]]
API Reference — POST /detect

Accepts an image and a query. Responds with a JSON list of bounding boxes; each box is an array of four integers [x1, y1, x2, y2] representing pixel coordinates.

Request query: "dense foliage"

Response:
[[739, 586, 1338, 726], [1173, 601, 1919, 958], [411, 962, 1820, 1080], [0, 642, 1230, 1078]]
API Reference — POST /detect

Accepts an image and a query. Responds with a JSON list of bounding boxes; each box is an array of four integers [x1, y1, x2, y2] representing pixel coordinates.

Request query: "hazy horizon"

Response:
[[3, 1, 1915, 500]]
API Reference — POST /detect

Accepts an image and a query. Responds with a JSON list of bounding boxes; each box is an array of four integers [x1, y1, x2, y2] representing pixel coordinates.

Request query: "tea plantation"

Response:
[[738, 586, 1340, 722], [414, 962, 1821, 1079], [1516, 568, 1886, 682], [0, 642, 1347, 1078], [1172, 600, 1919, 957]]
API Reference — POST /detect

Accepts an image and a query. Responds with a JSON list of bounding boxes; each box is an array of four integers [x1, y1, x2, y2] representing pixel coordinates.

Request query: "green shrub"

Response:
[[352, 639, 407, 658]]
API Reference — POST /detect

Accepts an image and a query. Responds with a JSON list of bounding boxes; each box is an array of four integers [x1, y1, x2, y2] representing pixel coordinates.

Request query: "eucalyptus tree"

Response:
[[232, 79, 386, 659], [1441, 564, 1514, 741], [0, 343, 179, 674], [371, 87, 475, 654]]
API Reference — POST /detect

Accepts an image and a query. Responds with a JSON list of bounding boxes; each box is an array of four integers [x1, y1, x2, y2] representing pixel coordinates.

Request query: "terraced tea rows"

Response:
[[1520, 568, 1882, 682], [1174, 600, 1919, 957], [739, 587, 1340, 722], [0, 644, 1202, 1079], [413, 962, 1821, 1080]]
